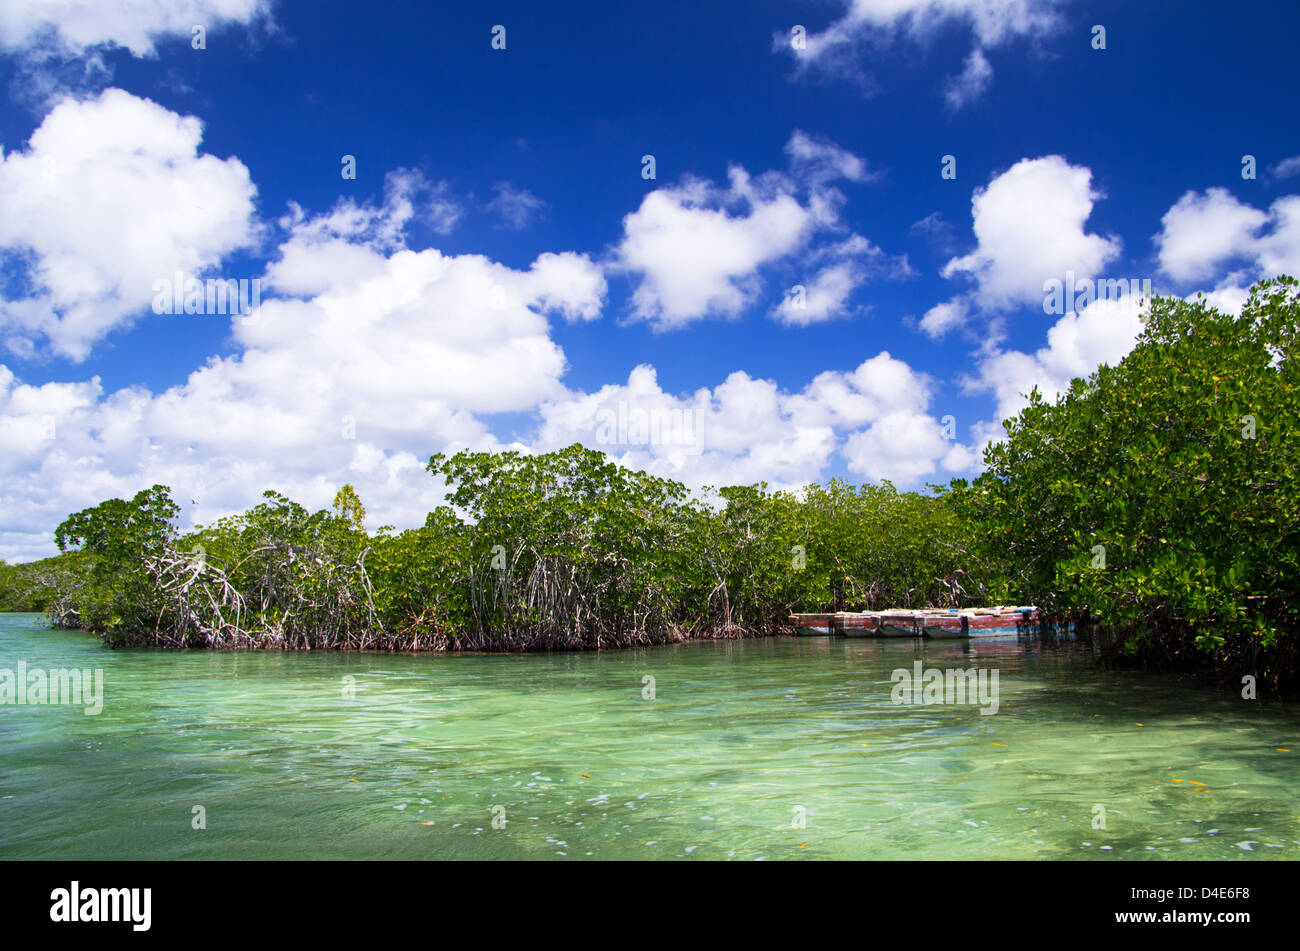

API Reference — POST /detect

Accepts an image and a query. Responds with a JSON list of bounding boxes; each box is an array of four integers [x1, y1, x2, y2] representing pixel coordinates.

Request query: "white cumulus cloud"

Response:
[[615, 167, 819, 329], [1153, 189, 1300, 309], [1155, 187, 1269, 283], [0, 89, 259, 360], [615, 132, 883, 330], [943, 155, 1121, 311], [536, 351, 975, 494]]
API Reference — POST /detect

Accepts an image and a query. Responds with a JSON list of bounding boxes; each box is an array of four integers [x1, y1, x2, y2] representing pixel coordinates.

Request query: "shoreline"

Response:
[[10, 610, 1064, 655], [9, 611, 1292, 694]]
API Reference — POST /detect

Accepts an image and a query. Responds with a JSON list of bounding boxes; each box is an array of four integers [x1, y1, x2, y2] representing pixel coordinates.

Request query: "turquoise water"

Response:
[[1, 612, 1297, 860]]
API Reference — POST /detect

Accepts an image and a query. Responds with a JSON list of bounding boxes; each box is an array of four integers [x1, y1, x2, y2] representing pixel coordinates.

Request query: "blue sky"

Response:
[[1, 0, 1298, 560]]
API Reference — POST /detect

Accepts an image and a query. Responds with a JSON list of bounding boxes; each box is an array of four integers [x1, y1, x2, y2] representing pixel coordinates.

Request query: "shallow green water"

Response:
[[1, 612, 1297, 860]]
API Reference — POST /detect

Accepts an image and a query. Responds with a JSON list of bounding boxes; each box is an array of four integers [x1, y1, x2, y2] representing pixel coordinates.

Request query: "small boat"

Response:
[[832, 612, 881, 637], [877, 611, 920, 637], [919, 612, 967, 638], [789, 613, 835, 636], [791, 606, 1043, 638], [964, 607, 1039, 637]]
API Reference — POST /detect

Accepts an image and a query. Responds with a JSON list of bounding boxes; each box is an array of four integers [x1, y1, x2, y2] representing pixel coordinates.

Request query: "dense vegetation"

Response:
[[0, 553, 86, 613], [6, 278, 1297, 686], [29, 450, 989, 651], [966, 276, 1299, 687]]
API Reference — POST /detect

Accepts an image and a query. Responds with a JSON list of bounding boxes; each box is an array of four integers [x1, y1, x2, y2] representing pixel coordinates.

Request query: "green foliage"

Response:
[[427, 444, 700, 647], [971, 277, 1300, 684], [171, 489, 379, 647], [51, 485, 180, 636], [36, 452, 979, 652], [367, 507, 473, 647], [421, 445, 987, 647], [797, 479, 996, 611], [332, 484, 366, 531], [0, 552, 86, 612]]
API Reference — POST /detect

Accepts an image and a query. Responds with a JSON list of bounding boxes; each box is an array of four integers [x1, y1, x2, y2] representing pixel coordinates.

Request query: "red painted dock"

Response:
[[790, 607, 1041, 639]]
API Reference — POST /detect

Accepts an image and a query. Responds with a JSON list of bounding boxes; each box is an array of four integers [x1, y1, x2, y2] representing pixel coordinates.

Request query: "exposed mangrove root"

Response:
[[127, 541, 382, 650]]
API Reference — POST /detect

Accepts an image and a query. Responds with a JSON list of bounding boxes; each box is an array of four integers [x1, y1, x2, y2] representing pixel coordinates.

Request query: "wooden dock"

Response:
[[790, 607, 1041, 639]]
